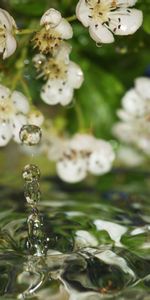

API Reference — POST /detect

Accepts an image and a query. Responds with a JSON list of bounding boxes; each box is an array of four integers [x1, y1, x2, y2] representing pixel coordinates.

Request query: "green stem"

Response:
[[75, 102, 85, 132], [21, 79, 32, 105], [66, 15, 77, 22], [15, 28, 37, 35]]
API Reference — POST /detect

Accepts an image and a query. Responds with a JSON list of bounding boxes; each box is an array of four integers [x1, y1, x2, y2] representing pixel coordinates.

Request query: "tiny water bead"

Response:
[[19, 124, 42, 146]]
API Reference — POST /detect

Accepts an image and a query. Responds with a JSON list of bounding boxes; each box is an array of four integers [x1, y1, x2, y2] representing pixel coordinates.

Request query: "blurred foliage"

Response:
[[0, 0, 150, 139]]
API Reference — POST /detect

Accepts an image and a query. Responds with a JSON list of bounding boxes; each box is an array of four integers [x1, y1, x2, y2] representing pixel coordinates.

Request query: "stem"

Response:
[[66, 15, 77, 22], [21, 79, 32, 105], [75, 102, 85, 132], [15, 28, 37, 35]]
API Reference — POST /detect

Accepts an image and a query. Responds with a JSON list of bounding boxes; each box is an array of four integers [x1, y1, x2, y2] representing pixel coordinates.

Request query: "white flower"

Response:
[[40, 44, 84, 106], [113, 77, 150, 155], [116, 145, 145, 167], [76, 0, 143, 44], [56, 133, 115, 183], [0, 84, 29, 146], [0, 8, 17, 59], [33, 8, 73, 55]]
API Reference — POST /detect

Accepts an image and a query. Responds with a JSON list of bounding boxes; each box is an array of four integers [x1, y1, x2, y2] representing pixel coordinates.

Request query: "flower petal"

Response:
[[116, 0, 137, 7], [135, 77, 150, 100], [69, 134, 95, 152], [0, 8, 16, 30], [56, 18, 73, 39], [89, 22, 114, 44], [40, 8, 62, 28], [11, 114, 27, 143], [56, 157, 87, 183], [3, 32, 17, 59], [76, 0, 91, 27], [67, 62, 84, 89], [11, 91, 30, 114], [0, 84, 10, 100], [28, 110, 44, 127], [0, 121, 12, 146], [122, 88, 149, 117], [108, 8, 143, 36], [88, 141, 115, 175], [41, 80, 74, 106]]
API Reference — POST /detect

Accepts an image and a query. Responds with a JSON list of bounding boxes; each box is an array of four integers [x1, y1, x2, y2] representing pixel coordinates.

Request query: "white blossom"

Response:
[[40, 44, 84, 106], [0, 8, 17, 59], [76, 0, 143, 44], [113, 77, 150, 155], [33, 8, 73, 55], [56, 133, 115, 183], [0, 84, 29, 146]]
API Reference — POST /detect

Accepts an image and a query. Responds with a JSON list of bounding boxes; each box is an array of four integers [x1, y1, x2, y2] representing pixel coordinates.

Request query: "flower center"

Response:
[[33, 27, 62, 55], [86, 0, 116, 23], [0, 26, 6, 49], [43, 58, 68, 80]]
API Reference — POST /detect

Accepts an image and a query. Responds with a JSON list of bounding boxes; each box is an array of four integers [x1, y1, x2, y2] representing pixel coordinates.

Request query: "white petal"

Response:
[[0, 84, 10, 100], [135, 77, 150, 100], [112, 122, 137, 143], [88, 150, 113, 175], [108, 9, 143, 36], [28, 110, 44, 126], [11, 114, 27, 143], [55, 42, 72, 63], [0, 8, 16, 30], [11, 91, 29, 114], [116, 145, 145, 167], [67, 62, 84, 89], [56, 18, 73, 39], [117, 109, 134, 121], [89, 23, 114, 44], [69, 134, 95, 152], [122, 88, 149, 117], [41, 80, 74, 106], [88, 140, 115, 175], [3, 32, 17, 59], [0, 121, 12, 146], [40, 8, 62, 28], [116, 0, 137, 7], [76, 0, 91, 27], [56, 157, 87, 183]]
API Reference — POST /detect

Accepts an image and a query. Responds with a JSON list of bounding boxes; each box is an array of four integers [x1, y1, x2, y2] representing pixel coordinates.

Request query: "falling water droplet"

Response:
[[19, 124, 42, 146], [22, 164, 40, 182]]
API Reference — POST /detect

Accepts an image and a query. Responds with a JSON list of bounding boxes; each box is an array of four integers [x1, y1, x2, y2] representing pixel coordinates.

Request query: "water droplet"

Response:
[[24, 182, 41, 205], [19, 125, 42, 146], [96, 42, 102, 48], [22, 164, 40, 182]]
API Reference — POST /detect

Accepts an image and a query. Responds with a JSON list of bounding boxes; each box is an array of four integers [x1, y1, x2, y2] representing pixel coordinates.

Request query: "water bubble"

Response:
[[22, 164, 40, 182], [19, 124, 42, 146]]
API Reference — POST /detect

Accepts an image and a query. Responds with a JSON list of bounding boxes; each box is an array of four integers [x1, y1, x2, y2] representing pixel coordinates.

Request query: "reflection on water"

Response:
[[0, 170, 150, 299]]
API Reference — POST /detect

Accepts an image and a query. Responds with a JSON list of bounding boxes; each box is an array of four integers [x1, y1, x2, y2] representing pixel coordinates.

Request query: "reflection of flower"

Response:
[[56, 133, 115, 183], [113, 77, 150, 155], [76, 0, 143, 44], [33, 8, 73, 55], [0, 84, 29, 146], [36, 44, 84, 106], [0, 8, 17, 59]]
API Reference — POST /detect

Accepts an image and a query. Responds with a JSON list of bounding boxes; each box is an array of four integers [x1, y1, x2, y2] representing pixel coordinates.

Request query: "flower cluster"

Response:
[[0, 8, 17, 59], [0, 84, 29, 146], [33, 9, 84, 106], [56, 133, 115, 183], [76, 0, 143, 44], [113, 77, 150, 155], [0, 84, 43, 147]]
